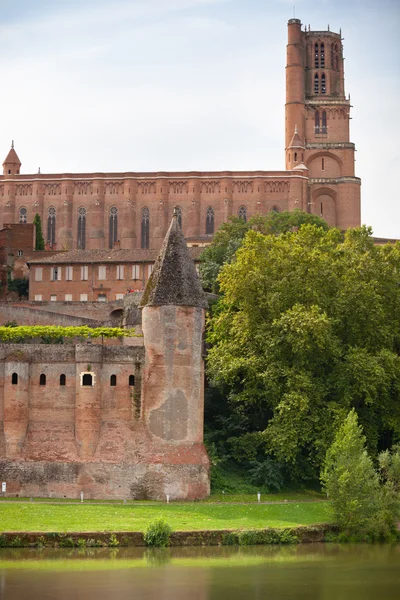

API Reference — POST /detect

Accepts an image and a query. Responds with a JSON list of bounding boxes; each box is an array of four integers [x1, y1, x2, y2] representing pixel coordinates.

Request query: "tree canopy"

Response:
[[33, 213, 45, 250], [206, 224, 400, 480]]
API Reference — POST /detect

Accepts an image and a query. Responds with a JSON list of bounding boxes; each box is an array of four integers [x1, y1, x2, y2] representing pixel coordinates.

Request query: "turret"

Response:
[[285, 19, 305, 152], [2, 142, 21, 176]]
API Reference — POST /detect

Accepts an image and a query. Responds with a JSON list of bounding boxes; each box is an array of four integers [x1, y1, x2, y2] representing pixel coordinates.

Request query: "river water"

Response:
[[0, 544, 399, 600]]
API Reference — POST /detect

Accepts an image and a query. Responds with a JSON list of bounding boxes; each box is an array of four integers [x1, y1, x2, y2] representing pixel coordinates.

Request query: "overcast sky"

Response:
[[0, 0, 399, 237]]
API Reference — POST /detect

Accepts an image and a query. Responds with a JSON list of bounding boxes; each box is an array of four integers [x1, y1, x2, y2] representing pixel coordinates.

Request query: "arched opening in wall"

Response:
[[129, 375, 135, 386], [321, 73, 326, 94], [320, 43, 325, 67], [82, 373, 93, 386], [238, 205, 247, 222], [322, 111, 327, 133], [314, 73, 319, 94], [322, 158, 325, 171], [315, 110, 320, 133], [47, 207, 56, 248], [19, 207, 27, 224], [60, 374, 66, 386], [77, 207, 86, 250], [110, 374, 117, 387], [109, 206, 118, 249], [40, 374, 46, 386], [271, 206, 280, 213], [11, 373, 18, 385], [314, 43, 319, 68], [294, 152, 298, 162], [174, 206, 183, 229], [141, 207, 150, 249], [334, 44, 339, 71], [206, 206, 214, 234]]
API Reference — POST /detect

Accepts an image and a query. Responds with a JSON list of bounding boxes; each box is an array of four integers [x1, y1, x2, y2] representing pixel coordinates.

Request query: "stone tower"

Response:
[[2, 142, 21, 177], [285, 19, 361, 228]]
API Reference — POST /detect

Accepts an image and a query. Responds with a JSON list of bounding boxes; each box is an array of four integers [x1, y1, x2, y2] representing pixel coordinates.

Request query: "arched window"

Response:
[[40, 374, 46, 386], [82, 373, 93, 386], [294, 152, 298, 162], [110, 374, 117, 386], [271, 206, 280, 213], [77, 207, 86, 250], [141, 207, 150, 249], [129, 375, 135, 386], [314, 43, 319, 68], [334, 44, 339, 71], [109, 206, 118, 249], [321, 73, 326, 94], [12, 373, 18, 385], [19, 207, 27, 224], [331, 43, 334, 68], [238, 206, 247, 222], [315, 110, 320, 133], [206, 207, 214, 235], [322, 111, 327, 133], [320, 43, 325, 67], [60, 374, 66, 386], [175, 206, 182, 229], [47, 207, 56, 248], [314, 73, 319, 94]]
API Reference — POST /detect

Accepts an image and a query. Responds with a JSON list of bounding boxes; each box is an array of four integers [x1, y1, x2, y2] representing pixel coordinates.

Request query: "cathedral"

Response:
[[0, 19, 361, 252]]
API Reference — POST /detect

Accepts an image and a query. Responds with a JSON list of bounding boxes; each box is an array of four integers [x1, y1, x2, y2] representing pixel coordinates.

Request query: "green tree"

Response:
[[33, 213, 45, 250], [200, 210, 329, 293], [206, 225, 400, 479]]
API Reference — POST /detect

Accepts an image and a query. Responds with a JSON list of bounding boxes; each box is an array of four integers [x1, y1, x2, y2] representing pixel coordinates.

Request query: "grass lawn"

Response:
[[0, 500, 332, 533]]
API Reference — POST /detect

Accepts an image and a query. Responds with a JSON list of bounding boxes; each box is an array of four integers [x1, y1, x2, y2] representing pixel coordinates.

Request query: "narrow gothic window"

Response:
[[77, 207, 86, 250], [206, 207, 214, 235], [109, 206, 118, 249], [315, 110, 320, 133], [19, 207, 27, 224], [314, 73, 319, 94], [40, 374, 46, 386], [110, 374, 117, 386], [175, 206, 182, 229], [322, 158, 325, 171], [238, 206, 247, 222], [12, 373, 18, 385], [320, 43, 325, 67], [129, 375, 135, 386], [322, 111, 327, 133], [314, 43, 319, 68], [294, 152, 298, 162], [321, 73, 326, 94], [47, 207, 56, 248], [60, 374, 66, 386], [331, 43, 334, 68], [141, 207, 150, 249]]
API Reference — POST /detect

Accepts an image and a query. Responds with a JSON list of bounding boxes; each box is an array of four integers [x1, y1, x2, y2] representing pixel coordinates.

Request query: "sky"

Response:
[[0, 0, 399, 237]]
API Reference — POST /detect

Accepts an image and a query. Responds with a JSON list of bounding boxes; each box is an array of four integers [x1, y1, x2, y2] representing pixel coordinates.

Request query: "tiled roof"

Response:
[[27, 246, 204, 265], [3, 147, 21, 166]]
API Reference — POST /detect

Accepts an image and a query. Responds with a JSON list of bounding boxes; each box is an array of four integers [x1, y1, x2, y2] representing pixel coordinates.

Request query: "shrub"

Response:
[[108, 534, 119, 547], [144, 518, 172, 547], [249, 458, 284, 492]]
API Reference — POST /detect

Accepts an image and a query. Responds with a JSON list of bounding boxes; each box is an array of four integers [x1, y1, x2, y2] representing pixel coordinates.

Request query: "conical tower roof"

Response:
[[141, 210, 207, 308], [288, 125, 305, 149], [3, 142, 21, 167]]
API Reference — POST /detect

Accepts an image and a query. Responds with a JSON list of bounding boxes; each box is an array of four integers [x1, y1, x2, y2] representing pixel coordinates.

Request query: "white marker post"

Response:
[[80, 491, 84, 503], [1, 482, 6, 494], [166, 494, 170, 504], [257, 492, 261, 503]]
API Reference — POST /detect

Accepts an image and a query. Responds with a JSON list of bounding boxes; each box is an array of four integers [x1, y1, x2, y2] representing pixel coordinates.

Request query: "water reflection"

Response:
[[0, 544, 399, 600]]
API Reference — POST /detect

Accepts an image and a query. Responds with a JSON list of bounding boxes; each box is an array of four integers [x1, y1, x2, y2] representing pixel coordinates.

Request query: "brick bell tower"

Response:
[[285, 19, 361, 228]]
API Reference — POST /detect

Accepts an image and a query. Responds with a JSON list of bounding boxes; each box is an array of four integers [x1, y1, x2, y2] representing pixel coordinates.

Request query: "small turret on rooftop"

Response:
[[288, 125, 305, 149], [141, 208, 208, 308], [3, 141, 21, 176]]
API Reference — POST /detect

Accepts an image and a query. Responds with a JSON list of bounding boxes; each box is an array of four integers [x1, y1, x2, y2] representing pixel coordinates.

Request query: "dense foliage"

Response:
[[7, 277, 29, 297], [205, 224, 400, 482], [322, 410, 400, 541], [0, 325, 137, 342]]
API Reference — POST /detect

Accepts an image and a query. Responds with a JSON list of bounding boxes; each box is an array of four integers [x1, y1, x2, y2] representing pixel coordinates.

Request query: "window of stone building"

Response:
[[294, 152, 298, 162], [97, 294, 107, 302], [129, 375, 135, 386], [322, 111, 327, 133], [50, 295, 57, 301], [34, 294, 42, 301], [80, 293, 88, 301], [98, 265, 107, 280], [116, 265, 124, 280], [132, 264, 140, 280], [40, 374, 46, 386], [141, 207, 150, 249], [35, 268, 43, 282], [320, 43, 325, 68], [314, 73, 319, 94], [321, 73, 326, 94], [315, 110, 320, 133], [110, 374, 117, 386], [77, 207, 86, 249], [18, 250, 23, 256], [47, 207, 56, 248], [19, 207, 27, 224], [206, 206, 214, 235], [148, 264, 153, 277], [60, 374, 66, 386], [322, 158, 325, 171], [51, 267, 61, 281], [109, 206, 118, 249], [81, 265, 88, 280], [65, 294, 72, 301], [12, 373, 18, 385], [238, 206, 247, 222], [65, 266, 73, 281], [82, 373, 93, 386], [314, 43, 319, 68], [116, 293, 124, 300]]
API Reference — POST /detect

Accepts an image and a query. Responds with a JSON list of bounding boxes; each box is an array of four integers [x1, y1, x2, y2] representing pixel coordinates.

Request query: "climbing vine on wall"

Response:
[[0, 326, 138, 342]]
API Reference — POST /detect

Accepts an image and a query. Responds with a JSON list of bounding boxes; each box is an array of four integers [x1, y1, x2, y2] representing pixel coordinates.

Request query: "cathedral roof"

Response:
[[141, 210, 208, 308], [3, 143, 21, 166], [288, 126, 305, 149]]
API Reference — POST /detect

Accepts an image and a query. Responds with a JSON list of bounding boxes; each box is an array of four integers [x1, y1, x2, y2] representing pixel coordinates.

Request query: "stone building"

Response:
[[0, 214, 210, 500], [0, 19, 360, 254]]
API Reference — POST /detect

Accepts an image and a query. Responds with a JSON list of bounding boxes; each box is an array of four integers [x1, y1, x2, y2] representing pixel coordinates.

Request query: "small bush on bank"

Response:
[[222, 529, 298, 546], [144, 518, 172, 547]]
